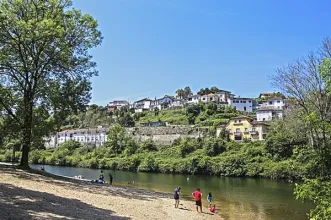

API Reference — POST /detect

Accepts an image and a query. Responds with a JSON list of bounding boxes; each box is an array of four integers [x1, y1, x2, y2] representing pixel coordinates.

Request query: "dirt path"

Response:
[[0, 167, 222, 220]]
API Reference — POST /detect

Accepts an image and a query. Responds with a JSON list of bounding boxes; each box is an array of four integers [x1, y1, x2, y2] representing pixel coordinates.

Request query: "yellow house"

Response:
[[221, 116, 269, 141]]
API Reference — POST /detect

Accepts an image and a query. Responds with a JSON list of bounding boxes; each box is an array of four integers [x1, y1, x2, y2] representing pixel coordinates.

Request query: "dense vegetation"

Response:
[[136, 102, 240, 126], [0, 0, 102, 167], [24, 129, 310, 180]]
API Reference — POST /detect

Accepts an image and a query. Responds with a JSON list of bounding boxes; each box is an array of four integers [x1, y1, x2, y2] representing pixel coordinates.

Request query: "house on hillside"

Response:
[[187, 94, 201, 104], [46, 127, 109, 148], [107, 100, 129, 111], [132, 98, 152, 112], [228, 97, 256, 112], [171, 98, 186, 109], [150, 95, 175, 110], [200, 94, 218, 104], [223, 116, 269, 141], [259, 98, 286, 109], [214, 90, 234, 103], [256, 107, 283, 121]]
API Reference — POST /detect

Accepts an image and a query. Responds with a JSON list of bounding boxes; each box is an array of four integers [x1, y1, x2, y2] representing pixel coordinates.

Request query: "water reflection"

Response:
[[30, 164, 310, 220]]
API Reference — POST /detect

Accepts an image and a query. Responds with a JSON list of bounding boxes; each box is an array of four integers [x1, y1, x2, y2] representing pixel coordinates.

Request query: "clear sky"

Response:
[[72, 0, 331, 106]]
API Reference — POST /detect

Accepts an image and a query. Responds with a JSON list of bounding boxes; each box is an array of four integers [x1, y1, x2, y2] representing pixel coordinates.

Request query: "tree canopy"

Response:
[[0, 0, 102, 167]]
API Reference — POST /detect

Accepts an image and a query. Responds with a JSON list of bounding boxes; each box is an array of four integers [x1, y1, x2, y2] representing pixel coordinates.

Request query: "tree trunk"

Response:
[[20, 95, 33, 169]]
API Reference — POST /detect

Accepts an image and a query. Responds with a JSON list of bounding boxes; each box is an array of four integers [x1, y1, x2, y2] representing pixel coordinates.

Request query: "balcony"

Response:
[[233, 131, 242, 136], [249, 130, 259, 135]]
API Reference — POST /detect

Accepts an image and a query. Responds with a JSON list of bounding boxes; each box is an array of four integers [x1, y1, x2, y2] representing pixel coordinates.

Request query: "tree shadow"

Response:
[[0, 183, 131, 220], [6, 167, 168, 202]]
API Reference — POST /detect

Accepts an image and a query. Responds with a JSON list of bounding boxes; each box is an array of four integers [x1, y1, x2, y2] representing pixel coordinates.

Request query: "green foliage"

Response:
[[140, 139, 158, 152], [178, 137, 199, 158], [295, 179, 331, 220], [203, 137, 226, 156], [0, 0, 102, 167], [105, 125, 136, 155]]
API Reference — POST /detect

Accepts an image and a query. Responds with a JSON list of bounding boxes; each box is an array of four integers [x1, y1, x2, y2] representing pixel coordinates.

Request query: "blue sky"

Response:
[[73, 0, 331, 106]]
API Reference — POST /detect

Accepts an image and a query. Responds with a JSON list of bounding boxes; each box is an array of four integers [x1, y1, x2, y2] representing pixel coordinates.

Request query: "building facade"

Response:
[[187, 95, 201, 104], [259, 98, 286, 109], [45, 127, 109, 148], [150, 95, 174, 110], [256, 107, 283, 121], [132, 98, 152, 112], [228, 98, 256, 112], [224, 116, 269, 141]]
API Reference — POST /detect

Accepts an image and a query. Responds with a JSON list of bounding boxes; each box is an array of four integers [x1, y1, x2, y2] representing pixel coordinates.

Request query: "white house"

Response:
[[187, 95, 201, 104], [214, 90, 234, 103], [45, 127, 109, 148], [133, 98, 152, 112], [256, 107, 283, 121], [200, 94, 218, 104], [259, 98, 286, 109], [108, 100, 129, 111], [229, 97, 255, 112], [150, 95, 174, 110]]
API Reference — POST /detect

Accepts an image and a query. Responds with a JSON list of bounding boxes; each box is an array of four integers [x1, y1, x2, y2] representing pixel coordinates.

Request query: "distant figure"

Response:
[[40, 166, 45, 172], [192, 188, 203, 213], [109, 173, 113, 185], [207, 192, 213, 208], [174, 187, 181, 208], [210, 205, 216, 213], [99, 171, 104, 181]]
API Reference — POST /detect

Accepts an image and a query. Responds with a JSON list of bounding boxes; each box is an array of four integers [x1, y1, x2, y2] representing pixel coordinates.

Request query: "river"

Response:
[[30, 164, 311, 220]]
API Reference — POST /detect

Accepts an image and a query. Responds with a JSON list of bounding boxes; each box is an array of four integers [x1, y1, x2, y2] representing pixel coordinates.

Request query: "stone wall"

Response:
[[125, 126, 209, 145]]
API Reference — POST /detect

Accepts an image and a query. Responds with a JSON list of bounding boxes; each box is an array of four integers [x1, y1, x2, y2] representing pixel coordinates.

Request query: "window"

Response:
[[269, 101, 272, 105], [245, 128, 248, 132], [244, 106, 247, 111], [263, 118, 265, 121], [236, 128, 240, 132], [277, 100, 280, 103], [239, 120, 241, 123], [252, 127, 256, 131], [249, 100, 251, 103], [243, 101, 246, 103], [228, 129, 232, 133], [202, 98, 206, 100], [81, 138, 84, 142], [240, 101, 243, 103]]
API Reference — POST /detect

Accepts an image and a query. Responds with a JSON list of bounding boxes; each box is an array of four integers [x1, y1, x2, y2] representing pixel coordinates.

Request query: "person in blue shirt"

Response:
[[174, 187, 181, 208], [207, 192, 213, 208]]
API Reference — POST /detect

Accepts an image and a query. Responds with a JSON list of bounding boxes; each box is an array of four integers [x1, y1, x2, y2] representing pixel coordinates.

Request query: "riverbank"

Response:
[[0, 166, 221, 220]]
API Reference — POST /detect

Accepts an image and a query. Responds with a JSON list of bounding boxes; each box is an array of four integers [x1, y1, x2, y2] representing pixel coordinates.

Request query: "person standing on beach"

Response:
[[109, 173, 113, 185], [192, 188, 203, 213], [174, 187, 181, 208], [99, 171, 104, 182], [207, 192, 213, 208]]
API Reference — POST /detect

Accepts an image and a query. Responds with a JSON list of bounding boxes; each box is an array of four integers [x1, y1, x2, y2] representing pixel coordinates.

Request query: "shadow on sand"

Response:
[[0, 183, 131, 220]]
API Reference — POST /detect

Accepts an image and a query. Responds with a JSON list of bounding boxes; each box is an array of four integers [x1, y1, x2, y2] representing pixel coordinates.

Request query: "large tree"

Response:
[[0, 0, 102, 168]]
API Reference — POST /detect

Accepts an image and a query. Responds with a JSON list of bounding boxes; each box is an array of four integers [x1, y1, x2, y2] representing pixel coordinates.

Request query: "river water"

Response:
[[30, 164, 311, 220]]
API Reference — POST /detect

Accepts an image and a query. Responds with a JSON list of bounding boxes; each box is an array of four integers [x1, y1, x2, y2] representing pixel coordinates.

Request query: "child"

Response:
[[207, 192, 213, 208], [210, 205, 216, 213]]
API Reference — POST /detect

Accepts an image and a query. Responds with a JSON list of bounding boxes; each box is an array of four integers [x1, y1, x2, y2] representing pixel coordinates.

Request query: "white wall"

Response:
[[229, 99, 253, 112], [260, 99, 285, 109], [187, 96, 200, 104], [256, 111, 273, 121]]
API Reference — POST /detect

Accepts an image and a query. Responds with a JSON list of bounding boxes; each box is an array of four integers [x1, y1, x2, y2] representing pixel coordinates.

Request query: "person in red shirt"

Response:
[[192, 188, 203, 213]]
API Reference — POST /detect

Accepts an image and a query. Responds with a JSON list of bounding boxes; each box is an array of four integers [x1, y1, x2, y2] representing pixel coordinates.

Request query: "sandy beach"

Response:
[[0, 166, 222, 220]]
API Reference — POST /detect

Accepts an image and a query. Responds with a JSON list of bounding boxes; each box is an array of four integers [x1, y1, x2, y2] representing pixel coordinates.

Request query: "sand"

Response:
[[0, 166, 222, 220]]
